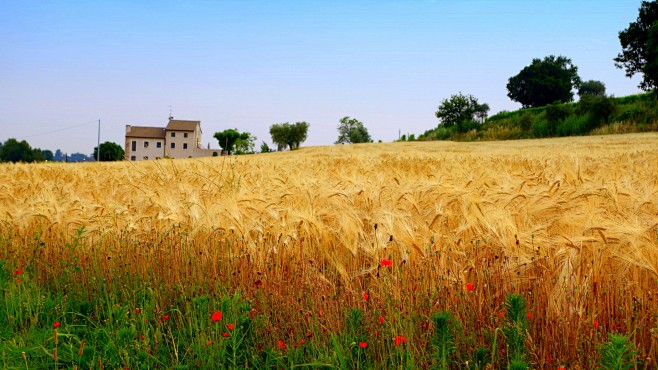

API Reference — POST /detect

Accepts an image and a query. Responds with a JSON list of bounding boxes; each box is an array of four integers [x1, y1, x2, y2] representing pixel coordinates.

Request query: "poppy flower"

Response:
[[13, 269, 22, 275], [211, 311, 223, 322], [526, 312, 532, 319], [277, 340, 287, 350], [300, 339, 305, 345], [163, 315, 170, 321], [53, 322, 61, 328], [222, 332, 229, 337], [136, 308, 141, 314], [379, 316, 385, 325], [227, 323, 235, 331], [206, 339, 213, 346], [363, 293, 369, 301], [594, 320, 599, 329], [380, 258, 393, 267], [394, 335, 406, 346], [359, 341, 368, 349], [466, 283, 474, 291], [141, 335, 145, 340], [557, 367, 566, 370]]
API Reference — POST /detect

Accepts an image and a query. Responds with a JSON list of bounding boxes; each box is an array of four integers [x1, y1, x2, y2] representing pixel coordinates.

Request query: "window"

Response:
[[171, 132, 176, 138], [183, 143, 188, 149], [130, 156, 136, 161], [144, 141, 149, 148], [171, 143, 175, 149], [143, 156, 149, 160], [184, 132, 188, 138], [156, 142, 162, 148], [131, 141, 136, 151]]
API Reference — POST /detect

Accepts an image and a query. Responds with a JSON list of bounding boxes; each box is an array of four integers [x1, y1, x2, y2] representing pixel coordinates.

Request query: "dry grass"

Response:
[[2, 132, 658, 366]]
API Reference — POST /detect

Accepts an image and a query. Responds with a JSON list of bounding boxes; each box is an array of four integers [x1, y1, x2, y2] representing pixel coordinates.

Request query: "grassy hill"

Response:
[[419, 92, 658, 141]]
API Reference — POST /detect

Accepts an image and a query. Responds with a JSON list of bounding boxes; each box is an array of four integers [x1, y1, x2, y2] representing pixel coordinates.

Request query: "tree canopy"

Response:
[[93, 141, 124, 161], [269, 122, 309, 151], [615, 1, 658, 91], [507, 55, 581, 108], [435, 93, 489, 133], [0, 138, 46, 163], [578, 80, 606, 97], [335, 117, 371, 144], [214, 129, 253, 155]]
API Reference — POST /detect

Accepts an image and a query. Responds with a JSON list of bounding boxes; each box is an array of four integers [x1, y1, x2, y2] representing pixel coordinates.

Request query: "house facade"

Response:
[[125, 119, 221, 161]]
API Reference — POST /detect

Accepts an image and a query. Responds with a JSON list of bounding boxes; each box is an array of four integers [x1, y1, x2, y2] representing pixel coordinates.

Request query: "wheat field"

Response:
[[1, 133, 658, 367]]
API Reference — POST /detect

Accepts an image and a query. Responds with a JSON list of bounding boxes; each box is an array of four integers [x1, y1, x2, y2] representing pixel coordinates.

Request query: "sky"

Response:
[[0, 0, 646, 155]]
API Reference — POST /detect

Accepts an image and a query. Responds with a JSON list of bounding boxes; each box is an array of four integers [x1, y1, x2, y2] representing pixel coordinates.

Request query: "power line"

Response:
[[18, 120, 99, 140]]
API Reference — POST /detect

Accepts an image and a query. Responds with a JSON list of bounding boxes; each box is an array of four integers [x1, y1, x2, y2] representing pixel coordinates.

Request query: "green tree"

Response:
[[507, 55, 581, 108], [214, 128, 246, 155], [269, 121, 309, 150], [435, 93, 490, 132], [42, 149, 54, 161], [234, 132, 256, 154], [0, 138, 44, 163], [578, 80, 606, 97], [335, 116, 371, 144], [614, 1, 658, 91], [93, 141, 124, 161], [260, 141, 272, 153], [578, 94, 617, 126]]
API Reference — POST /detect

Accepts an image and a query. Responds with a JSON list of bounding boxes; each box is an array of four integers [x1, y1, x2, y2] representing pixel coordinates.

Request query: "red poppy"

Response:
[[379, 316, 385, 325], [380, 258, 393, 267], [466, 283, 474, 291], [363, 293, 369, 301], [277, 340, 287, 350], [526, 312, 532, 319], [211, 311, 223, 322], [13, 269, 22, 275], [206, 339, 213, 346], [227, 323, 235, 331], [136, 308, 141, 314], [53, 322, 61, 328], [141, 335, 145, 340], [594, 320, 599, 329], [300, 339, 305, 345], [163, 315, 170, 321], [222, 332, 229, 337], [557, 367, 566, 370], [394, 335, 406, 346], [359, 341, 368, 348]]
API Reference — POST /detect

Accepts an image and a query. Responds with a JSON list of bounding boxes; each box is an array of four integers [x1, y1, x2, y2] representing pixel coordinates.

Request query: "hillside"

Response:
[[420, 92, 658, 141]]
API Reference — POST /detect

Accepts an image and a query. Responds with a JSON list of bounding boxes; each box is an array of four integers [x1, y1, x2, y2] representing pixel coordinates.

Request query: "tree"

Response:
[[214, 128, 251, 155], [93, 141, 124, 161], [578, 80, 606, 97], [42, 149, 54, 161], [578, 94, 617, 126], [0, 138, 44, 163], [234, 132, 256, 154], [614, 1, 658, 91], [335, 116, 371, 144], [269, 121, 309, 150], [260, 141, 272, 153], [435, 93, 490, 132], [507, 55, 581, 108]]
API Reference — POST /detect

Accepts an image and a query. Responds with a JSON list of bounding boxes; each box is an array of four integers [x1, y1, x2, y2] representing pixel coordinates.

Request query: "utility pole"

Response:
[[97, 119, 101, 161]]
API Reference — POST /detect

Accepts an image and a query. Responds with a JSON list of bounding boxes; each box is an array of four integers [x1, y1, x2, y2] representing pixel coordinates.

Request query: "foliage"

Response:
[[502, 294, 529, 365], [430, 311, 459, 370], [578, 94, 617, 126], [614, 1, 658, 91], [269, 121, 309, 151], [260, 141, 272, 153], [598, 334, 638, 370], [0, 138, 46, 163], [214, 128, 250, 155], [435, 93, 490, 132], [93, 141, 124, 161], [335, 116, 371, 144], [507, 55, 581, 108], [578, 80, 606, 97], [234, 132, 257, 155]]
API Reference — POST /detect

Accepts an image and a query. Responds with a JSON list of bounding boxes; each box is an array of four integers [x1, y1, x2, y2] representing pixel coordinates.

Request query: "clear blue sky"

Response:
[[0, 0, 645, 154]]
